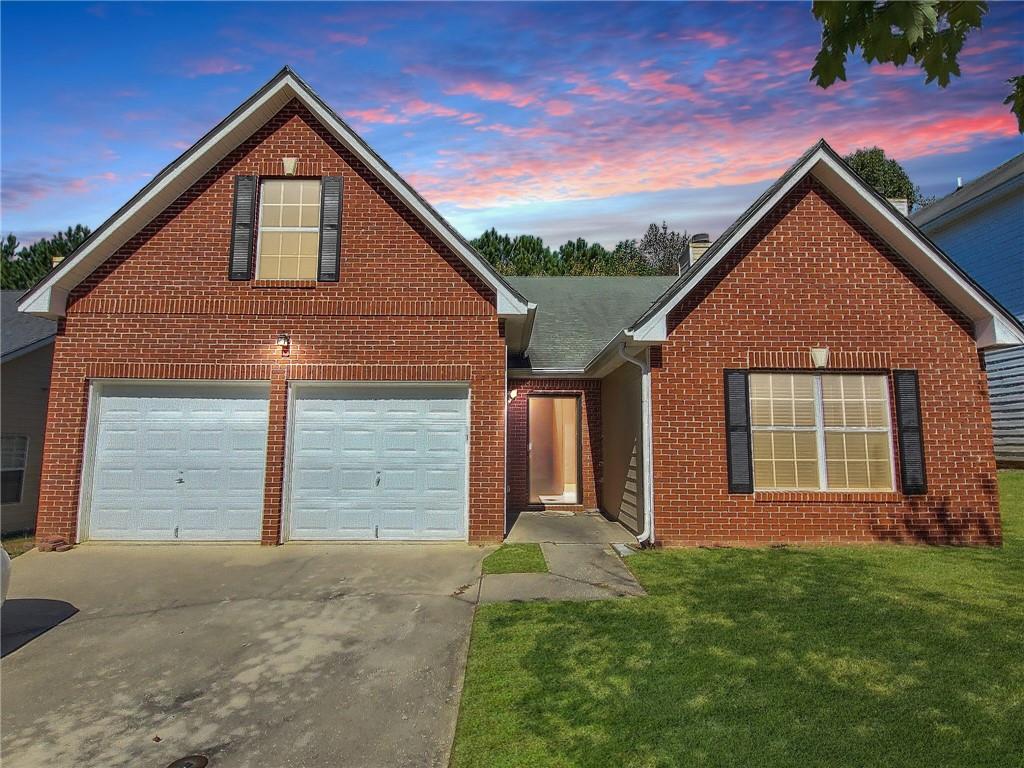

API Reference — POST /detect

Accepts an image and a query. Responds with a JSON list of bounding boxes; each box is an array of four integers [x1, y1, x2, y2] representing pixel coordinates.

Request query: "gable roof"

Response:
[[17, 67, 531, 329], [508, 277, 676, 372], [2, 290, 56, 363], [628, 139, 1024, 351], [911, 152, 1024, 230]]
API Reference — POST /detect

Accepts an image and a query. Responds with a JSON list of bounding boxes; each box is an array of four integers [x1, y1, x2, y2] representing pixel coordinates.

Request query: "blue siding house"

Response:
[[912, 154, 1024, 467]]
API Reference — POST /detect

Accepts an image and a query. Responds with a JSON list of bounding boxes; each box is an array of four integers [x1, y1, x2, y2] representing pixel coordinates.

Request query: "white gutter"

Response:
[[616, 343, 655, 545]]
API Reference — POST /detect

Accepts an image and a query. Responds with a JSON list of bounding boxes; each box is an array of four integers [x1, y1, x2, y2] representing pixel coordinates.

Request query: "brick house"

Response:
[[19, 68, 1023, 547]]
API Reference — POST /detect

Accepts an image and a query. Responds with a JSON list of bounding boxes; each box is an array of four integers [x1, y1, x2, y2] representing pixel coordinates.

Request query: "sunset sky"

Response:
[[2, 1, 1022, 247]]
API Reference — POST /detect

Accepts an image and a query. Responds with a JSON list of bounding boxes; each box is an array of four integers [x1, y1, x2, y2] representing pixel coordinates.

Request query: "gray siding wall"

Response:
[[920, 179, 1023, 467], [601, 362, 644, 533], [1, 344, 53, 533]]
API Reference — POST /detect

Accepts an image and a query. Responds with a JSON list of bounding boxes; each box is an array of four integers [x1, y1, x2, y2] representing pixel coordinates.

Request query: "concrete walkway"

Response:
[[480, 512, 645, 603]]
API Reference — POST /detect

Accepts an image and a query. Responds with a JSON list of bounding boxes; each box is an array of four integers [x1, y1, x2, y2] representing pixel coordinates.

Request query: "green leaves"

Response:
[[0, 225, 92, 290], [843, 147, 923, 209], [472, 223, 686, 276], [1005, 76, 1024, 133], [810, 1, 1022, 131]]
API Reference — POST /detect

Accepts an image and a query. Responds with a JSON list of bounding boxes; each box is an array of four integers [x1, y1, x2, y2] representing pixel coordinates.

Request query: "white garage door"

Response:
[[86, 383, 270, 541], [287, 385, 468, 541]]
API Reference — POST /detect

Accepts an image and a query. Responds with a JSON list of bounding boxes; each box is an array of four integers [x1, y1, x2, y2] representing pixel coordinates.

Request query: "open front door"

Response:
[[528, 395, 581, 504]]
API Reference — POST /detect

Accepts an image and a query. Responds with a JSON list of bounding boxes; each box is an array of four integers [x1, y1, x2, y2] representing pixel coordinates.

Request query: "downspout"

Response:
[[616, 343, 655, 545]]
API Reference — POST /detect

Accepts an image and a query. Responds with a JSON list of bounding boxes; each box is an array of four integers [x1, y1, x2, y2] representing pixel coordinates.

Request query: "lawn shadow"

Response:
[[1, 599, 78, 657]]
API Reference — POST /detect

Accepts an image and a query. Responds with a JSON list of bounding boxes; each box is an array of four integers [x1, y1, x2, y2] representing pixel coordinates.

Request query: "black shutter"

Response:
[[893, 370, 927, 494], [724, 370, 754, 493], [317, 176, 343, 282], [228, 175, 257, 280]]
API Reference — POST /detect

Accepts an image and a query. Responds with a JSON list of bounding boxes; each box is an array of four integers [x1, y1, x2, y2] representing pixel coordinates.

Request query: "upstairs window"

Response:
[[256, 179, 321, 280], [749, 373, 895, 491]]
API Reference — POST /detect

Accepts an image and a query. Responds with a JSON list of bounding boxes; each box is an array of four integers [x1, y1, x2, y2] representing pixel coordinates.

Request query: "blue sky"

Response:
[[2, 1, 1022, 247]]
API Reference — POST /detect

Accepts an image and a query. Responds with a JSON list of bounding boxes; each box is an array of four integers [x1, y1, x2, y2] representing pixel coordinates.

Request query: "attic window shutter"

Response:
[[228, 175, 257, 280], [317, 175, 343, 282], [893, 370, 927, 495], [724, 370, 754, 493]]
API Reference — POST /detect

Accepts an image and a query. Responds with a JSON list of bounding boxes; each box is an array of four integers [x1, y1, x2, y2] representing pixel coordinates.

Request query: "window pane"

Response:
[[752, 430, 820, 490], [300, 204, 320, 227], [299, 232, 320, 257], [280, 205, 301, 227], [1, 469, 23, 503], [824, 432, 893, 491], [261, 180, 283, 204], [280, 231, 301, 257], [256, 255, 279, 279], [282, 181, 301, 204], [297, 255, 318, 280], [1, 435, 28, 470]]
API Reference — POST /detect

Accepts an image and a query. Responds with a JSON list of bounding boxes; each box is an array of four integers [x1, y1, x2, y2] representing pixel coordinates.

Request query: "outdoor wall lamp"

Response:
[[809, 347, 830, 368], [508, 388, 518, 402], [276, 332, 291, 357]]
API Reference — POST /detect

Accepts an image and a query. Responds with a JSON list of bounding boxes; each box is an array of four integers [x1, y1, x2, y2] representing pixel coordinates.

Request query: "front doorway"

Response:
[[528, 395, 581, 505]]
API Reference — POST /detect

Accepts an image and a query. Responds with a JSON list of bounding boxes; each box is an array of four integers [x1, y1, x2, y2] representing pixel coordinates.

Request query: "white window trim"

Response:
[[1, 434, 29, 505], [254, 178, 321, 281], [750, 374, 897, 493]]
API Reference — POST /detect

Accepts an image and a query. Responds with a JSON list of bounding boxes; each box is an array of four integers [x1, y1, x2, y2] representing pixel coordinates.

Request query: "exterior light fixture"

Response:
[[282, 157, 298, 176], [276, 332, 291, 357], [809, 347, 830, 368], [508, 388, 518, 401]]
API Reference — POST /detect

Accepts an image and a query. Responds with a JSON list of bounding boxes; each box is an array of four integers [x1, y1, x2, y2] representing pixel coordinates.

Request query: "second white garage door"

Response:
[[286, 384, 469, 541]]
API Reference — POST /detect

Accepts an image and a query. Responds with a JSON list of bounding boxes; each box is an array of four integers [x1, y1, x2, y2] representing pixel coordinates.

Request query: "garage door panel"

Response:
[[87, 383, 269, 541], [287, 385, 468, 541]]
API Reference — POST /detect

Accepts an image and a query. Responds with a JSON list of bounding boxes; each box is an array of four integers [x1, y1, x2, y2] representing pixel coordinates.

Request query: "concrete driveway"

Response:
[[1, 543, 488, 768]]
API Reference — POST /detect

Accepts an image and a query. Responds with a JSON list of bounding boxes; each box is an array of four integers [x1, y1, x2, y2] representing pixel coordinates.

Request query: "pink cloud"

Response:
[[183, 56, 251, 78], [613, 68, 708, 104], [680, 30, 735, 48], [1, 170, 121, 210], [325, 31, 369, 46], [545, 100, 574, 116], [444, 80, 537, 108]]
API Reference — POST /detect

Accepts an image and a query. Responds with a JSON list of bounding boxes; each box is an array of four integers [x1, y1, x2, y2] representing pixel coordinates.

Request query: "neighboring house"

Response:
[[911, 155, 1024, 468], [1, 291, 56, 534], [18, 68, 1024, 548]]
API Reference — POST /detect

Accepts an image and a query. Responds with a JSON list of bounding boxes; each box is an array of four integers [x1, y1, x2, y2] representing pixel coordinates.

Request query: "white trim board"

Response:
[[18, 68, 529, 324]]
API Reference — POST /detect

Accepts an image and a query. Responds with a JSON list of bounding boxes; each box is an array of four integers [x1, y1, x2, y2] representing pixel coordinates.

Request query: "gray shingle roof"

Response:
[[911, 152, 1024, 228], [2, 290, 56, 362], [508, 277, 677, 371]]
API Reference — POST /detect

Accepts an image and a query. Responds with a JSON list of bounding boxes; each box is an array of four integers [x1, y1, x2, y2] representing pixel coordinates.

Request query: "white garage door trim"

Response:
[[283, 381, 471, 542], [78, 379, 271, 542]]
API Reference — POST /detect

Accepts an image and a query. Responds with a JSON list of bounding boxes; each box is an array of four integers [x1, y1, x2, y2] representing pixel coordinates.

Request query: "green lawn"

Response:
[[482, 543, 548, 575], [452, 471, 1024, 768], [1, 531, 35, 558]]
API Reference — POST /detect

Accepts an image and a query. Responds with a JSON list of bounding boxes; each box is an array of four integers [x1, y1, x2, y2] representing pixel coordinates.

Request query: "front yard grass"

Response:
[[452, 471, 1024, 768], [1, 531, 35, 559], [482, 543, 548, 575]]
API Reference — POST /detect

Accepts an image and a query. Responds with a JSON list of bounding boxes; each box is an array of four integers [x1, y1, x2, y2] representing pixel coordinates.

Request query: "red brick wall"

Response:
[[506, 379, 601, 512], [36, 99, 507, 544], [650, 177, 1000, 546]]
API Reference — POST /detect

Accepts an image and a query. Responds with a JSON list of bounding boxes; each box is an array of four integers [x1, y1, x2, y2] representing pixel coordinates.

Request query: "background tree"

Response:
[[472, 222, 687, 277], [842, 147, 931, 210], [638, 222, 689, 275], [811, 1, 1023, 132], [1, 225, 91, 290]]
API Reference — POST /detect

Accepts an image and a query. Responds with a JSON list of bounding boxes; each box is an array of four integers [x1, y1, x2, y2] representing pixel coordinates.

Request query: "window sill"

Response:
[[753, 490, 902, 504], [251, 279, 318, 289]]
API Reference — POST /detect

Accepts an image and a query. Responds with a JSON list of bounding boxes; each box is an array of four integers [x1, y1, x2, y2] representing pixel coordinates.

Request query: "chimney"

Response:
[[887, 198, 909, 216], [686, 233, 712, 269]]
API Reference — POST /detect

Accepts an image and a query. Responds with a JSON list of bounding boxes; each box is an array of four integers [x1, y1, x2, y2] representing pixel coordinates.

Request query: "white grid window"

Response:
[[256, 179, 321, 280], [750, 373, 895, 492], [1, 434, 28, 504]]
